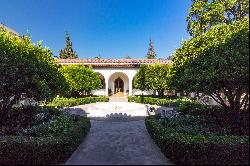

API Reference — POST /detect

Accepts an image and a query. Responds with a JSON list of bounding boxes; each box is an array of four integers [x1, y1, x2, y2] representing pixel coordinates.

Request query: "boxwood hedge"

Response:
[[128, 96, 205, 108], [145, 116, 249, 165], [0, 117, 91, 165], [47, 96, 109, 107]]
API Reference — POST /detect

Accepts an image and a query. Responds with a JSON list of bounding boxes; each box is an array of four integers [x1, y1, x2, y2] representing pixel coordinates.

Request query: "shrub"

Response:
[[128, 96, 202, 108], [47, 96, 109, 107], [145, 116, 249, 165], [60, 65, 102, 97], [0, 116, 91, 165], [0, 106, 61, 135], [129, 96, 249, 135]]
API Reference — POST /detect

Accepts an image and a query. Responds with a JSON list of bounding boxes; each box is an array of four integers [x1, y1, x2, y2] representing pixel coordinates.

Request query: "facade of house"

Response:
[[55, 58, 172, 96]]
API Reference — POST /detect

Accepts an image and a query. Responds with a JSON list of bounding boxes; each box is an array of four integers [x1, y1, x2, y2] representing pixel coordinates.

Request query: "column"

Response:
[[105, 77, 109, 96], [129, 78, 133, 96]]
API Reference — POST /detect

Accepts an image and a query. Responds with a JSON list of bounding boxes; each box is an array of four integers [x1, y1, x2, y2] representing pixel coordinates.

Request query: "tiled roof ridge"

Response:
[[55, 58, 171, 64]]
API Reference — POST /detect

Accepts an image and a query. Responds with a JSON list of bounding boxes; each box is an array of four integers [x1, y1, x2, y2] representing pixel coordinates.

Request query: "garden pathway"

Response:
[[65, 101, 172, 165]]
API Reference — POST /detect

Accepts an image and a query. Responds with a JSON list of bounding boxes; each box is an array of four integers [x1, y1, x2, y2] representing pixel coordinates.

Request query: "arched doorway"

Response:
[[114, 77, 124, 96], [108, 72, 129, 96]]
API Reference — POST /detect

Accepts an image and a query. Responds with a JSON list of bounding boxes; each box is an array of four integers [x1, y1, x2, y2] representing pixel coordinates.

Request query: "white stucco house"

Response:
[[55, 58, 172, 96]]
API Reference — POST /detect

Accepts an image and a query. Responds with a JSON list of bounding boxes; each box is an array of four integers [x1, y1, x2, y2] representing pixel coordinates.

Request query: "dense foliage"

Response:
[[0, 27, 67, 118], [47, 96, 109, 107], [130, 96, 249, 135], [0, 106, 90, 164], [187, 0, 249, 37], [59, 31, 78, 59], [60, 65, 102, 97], [133, 63, 172, 96], [145, 115, 249, 165], [171, 18, 249, 111]]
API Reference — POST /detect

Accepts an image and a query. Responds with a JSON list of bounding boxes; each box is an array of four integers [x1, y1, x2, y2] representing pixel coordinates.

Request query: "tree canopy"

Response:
[[59, 31, 78, 59], [0, 27, 67, 115], [60, 65, 102, 96], [187, 0, 249, 37], [171, 17, 249, 111], [133, 63, 172, 96]]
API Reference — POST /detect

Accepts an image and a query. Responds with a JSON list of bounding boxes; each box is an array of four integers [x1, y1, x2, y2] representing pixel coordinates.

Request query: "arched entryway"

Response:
[[108, 72, 129, 96], [114, 77, 124, 96]]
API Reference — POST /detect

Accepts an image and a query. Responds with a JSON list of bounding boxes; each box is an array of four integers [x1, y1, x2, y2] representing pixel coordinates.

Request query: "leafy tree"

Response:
[[133, 63, 171, 96], [187, 0, 249, 37], [171, 17, 249, 111], [60, 65, 102, 96], [0, 27, 67, 116], [146, 39, 157, 59], [59, 31, 78, 59]]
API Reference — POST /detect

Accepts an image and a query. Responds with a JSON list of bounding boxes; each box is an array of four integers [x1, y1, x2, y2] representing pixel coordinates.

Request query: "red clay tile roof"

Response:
[[55, 58, 172, 68]]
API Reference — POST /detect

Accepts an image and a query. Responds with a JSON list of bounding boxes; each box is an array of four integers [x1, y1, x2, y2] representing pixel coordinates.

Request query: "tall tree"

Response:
[[0, 27, 67, 118], [146, 39, 157, 59], [171, 18, 249, 111], [187, 0, 249, 37], [59, 31, 78, 59]]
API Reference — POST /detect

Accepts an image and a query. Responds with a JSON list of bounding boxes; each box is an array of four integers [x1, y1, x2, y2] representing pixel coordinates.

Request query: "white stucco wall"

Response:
[[93, 68, 139, 96], [93, 68, 138, 81], [132, 89, 154, 96], [91, 89, 106, 96]]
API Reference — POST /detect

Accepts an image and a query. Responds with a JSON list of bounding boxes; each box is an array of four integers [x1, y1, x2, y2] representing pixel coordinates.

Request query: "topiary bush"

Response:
[[145, 115, 249, 165]]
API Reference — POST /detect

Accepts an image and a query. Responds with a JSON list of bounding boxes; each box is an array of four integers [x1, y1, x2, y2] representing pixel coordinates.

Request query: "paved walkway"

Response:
[[66, 100, 172, 165], [109, 96, 128, 102], [66, 119, 172, 165]]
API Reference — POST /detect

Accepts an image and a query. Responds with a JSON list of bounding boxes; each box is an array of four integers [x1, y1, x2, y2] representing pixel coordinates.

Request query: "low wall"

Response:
[[91, 89, 106, 96], [132, 89, 153, 96]]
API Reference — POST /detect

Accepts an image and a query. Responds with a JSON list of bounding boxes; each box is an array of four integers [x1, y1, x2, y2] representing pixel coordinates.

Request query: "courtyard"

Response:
[[0, 0, 249, 165]]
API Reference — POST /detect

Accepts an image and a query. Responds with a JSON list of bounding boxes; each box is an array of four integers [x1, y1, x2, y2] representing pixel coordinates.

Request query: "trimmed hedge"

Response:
[[0, 117, 91, 165], [145, 116, 249, 165], [47, 96, 109, 107], [128, 96, 204, 108]]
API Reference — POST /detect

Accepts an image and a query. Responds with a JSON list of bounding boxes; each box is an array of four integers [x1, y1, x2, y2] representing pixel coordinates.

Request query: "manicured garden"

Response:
[[0, 105, 91, 165], [145, 115, 249, 165], [129, 96, 249, 165], [0, 24, 106, 165], [129, 6, 249, 164]]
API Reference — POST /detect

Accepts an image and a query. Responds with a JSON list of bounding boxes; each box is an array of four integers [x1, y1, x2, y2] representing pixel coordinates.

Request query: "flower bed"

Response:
[[145, 115, 249, 165], [0, 106, 91, 165]]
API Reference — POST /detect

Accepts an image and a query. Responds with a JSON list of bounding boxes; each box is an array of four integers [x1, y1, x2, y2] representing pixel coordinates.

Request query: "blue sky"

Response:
[[0, 0, 192, 59]]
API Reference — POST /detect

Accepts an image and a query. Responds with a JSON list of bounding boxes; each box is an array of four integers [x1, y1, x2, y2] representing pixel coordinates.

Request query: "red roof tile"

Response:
[[55, 58, 172, 67]]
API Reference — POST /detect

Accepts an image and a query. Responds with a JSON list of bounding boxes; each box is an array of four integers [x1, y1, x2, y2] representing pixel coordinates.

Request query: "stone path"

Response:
[[109, 96, 128, 102], [66, 100, 172, 165], [66, 119, 172, 165]]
